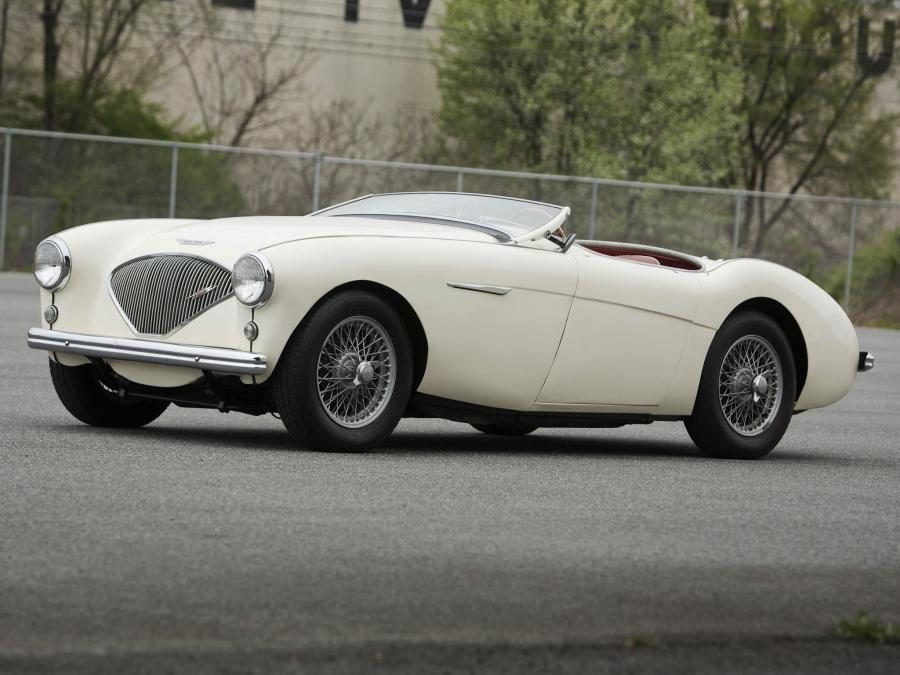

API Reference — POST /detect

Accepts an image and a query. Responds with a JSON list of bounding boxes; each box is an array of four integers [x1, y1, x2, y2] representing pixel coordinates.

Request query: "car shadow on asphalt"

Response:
[[382, 430, 703, 458], [45, 420, 700, 458], [43, 420, 872, 465]]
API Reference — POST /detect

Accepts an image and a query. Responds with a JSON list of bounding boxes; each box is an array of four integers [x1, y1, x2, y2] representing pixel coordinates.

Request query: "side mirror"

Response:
[[560, 233, 577, 253]]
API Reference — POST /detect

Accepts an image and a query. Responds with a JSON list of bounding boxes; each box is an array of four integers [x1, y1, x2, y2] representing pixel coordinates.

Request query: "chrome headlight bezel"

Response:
[[231, 252, 274, 308], [34, 236, 72, 291]]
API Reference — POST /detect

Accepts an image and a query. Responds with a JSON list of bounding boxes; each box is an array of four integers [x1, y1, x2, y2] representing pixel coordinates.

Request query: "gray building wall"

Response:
[[150, 0, 446, 139]]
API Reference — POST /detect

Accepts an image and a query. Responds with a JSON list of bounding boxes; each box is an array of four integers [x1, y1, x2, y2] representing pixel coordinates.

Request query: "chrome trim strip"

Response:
[[332, 213, 512, 243], [447, 282, 512, 296], [27, 328, 267, 376], [858, 351, 875, 372]]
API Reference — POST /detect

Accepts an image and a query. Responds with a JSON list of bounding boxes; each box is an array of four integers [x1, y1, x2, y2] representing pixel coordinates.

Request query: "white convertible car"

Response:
[[27, 192, 873, 458]]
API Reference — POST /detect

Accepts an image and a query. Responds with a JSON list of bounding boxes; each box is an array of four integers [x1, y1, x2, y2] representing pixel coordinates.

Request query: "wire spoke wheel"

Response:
[[316, 315, 396, 429], [718, 334, 783, 437]]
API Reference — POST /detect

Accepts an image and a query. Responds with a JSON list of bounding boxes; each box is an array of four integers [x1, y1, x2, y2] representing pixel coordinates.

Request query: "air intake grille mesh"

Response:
[[110, 255, 233, 335]]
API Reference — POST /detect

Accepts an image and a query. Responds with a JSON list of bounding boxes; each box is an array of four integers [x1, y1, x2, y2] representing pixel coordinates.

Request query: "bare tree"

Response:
[[711, 1, 898, 254], [230, 99, 435, 215], [0, 0, 12, 99], [40, 0, 64, 128], [162, 0, 312, 147], [295, 99, 435, 208], [35, 0, 159, 130]]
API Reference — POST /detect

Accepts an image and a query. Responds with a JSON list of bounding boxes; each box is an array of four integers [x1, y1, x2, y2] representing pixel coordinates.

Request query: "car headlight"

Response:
[[231, 252, 274, 307], [34, 237, 71, 290]]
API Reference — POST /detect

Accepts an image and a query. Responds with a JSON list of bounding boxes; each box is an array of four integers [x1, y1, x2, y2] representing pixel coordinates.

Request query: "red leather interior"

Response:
[[581, 243, 702, 271], [615, 254, 660, 266]]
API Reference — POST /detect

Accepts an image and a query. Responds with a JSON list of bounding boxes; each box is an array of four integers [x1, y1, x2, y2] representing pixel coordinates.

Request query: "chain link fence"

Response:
[[2, 127, 898, 323]]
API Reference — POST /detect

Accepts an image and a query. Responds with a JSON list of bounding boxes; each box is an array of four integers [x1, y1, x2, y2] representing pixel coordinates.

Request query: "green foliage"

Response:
[[624, 634, 657, 649], [579, 1, 742, 186], [7, 79, 206, 142], [829, 227, 900, 328], [719, 1, 899, 252], [833, 612, 900, 643], [1, 80, 246, 269], [437, 1, 898, 233], [435, 0, 742, 184], [62, 85, 198, 141]]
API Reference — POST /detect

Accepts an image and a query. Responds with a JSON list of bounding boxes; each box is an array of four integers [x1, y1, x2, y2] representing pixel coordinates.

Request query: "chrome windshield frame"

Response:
[[309, 192, 567, 243], [331, 212, 512, 242]]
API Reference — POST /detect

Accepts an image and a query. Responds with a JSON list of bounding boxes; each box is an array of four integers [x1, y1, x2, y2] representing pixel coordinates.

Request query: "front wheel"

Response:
[[273, 291, 413, 452], [684, 311, 796, 460], [49, 360, 169, 427]]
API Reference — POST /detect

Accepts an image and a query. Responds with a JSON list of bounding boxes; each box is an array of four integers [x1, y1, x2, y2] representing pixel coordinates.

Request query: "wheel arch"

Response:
[[288, 280, 429, 393], [724, 297, 808, 401]]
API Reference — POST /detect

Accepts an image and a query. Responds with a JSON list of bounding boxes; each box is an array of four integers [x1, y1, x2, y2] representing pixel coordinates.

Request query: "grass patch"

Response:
[[624, 634, 657, 649], [833, 612, 900, 644]]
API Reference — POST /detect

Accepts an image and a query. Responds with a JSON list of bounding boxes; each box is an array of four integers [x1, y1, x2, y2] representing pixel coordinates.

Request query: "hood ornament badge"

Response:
[[177, 238, 215, 246], [186, 285, 217, 301]]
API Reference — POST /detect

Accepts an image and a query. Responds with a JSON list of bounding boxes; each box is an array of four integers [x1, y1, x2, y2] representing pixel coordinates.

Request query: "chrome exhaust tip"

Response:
[[858, 351, 875, 372]]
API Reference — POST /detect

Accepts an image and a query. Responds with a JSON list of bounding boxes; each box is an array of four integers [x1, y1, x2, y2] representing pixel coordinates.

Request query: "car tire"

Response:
[[470, 422, 539, 436], [273, 291, 413, 452], [684, 311, 796, 460], [49, 359, 169, 427]]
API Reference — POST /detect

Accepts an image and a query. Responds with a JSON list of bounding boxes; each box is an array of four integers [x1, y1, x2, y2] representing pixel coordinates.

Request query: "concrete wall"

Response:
[[148, 0, 446, 140]]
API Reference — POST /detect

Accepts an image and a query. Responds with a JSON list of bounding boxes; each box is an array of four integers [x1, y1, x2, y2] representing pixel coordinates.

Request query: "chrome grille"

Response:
[[109, 255, 233, 335]]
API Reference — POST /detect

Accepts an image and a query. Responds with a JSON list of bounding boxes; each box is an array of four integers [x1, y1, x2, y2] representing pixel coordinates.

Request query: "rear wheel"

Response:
[[49, 360, 169, 427], [273, 291, 413, 452], [471, 422, 539, 436], [684, 311, 796, 460]]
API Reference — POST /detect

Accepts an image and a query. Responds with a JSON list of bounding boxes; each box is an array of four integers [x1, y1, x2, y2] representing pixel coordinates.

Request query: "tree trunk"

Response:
[[40, 0, 63, 130], [0, 0, 10, 99], [623, 191, 641, 240]]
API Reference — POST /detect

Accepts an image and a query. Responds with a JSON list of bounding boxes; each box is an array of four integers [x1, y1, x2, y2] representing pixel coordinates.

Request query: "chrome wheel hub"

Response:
[[751, 374, 768, 401], [354, 361, 375, 386], [718, 335, 783, 437], [316, 316, 395, 429]]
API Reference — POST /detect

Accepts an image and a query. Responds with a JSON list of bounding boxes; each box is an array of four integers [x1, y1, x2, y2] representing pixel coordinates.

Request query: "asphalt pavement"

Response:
[[1, 272, 899, 674]]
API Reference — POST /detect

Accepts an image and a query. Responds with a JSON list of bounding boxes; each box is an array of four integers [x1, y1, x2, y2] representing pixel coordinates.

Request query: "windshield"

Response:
[[314, 193, 565, 241]]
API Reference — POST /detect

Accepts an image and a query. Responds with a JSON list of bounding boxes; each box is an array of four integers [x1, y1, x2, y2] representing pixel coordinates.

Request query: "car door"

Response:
[[409, 239, 578, 411], [537, 247, 701, 407]]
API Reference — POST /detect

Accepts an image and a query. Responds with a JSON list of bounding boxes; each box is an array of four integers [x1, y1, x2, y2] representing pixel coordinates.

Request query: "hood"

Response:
[[57, 214, 500, 271], [139, 215, 498, 263]]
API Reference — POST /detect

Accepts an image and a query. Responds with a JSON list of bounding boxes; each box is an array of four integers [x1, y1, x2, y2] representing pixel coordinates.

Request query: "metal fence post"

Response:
[[312, 152, 322, 212], [456, 170, 464, 192], [844, 202, 858, 311], [588, 181, 599, 240], [168, 144, 179, 219], [731, 194, 743, 257], [0, 131, 11, 271]]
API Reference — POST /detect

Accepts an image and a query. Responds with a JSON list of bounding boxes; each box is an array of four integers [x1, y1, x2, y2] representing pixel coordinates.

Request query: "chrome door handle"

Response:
[[447, 282, 511, 296]]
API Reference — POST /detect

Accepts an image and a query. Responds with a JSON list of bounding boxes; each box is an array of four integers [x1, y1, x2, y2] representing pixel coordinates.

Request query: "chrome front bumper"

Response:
[[27, 328, 267, 376]]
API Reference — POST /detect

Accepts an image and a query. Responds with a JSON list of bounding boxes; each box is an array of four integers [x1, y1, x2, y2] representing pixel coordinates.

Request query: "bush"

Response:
[[2, 85, 247, 269], [833, 612, 900, 644], [829, 228, 900, 328]]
